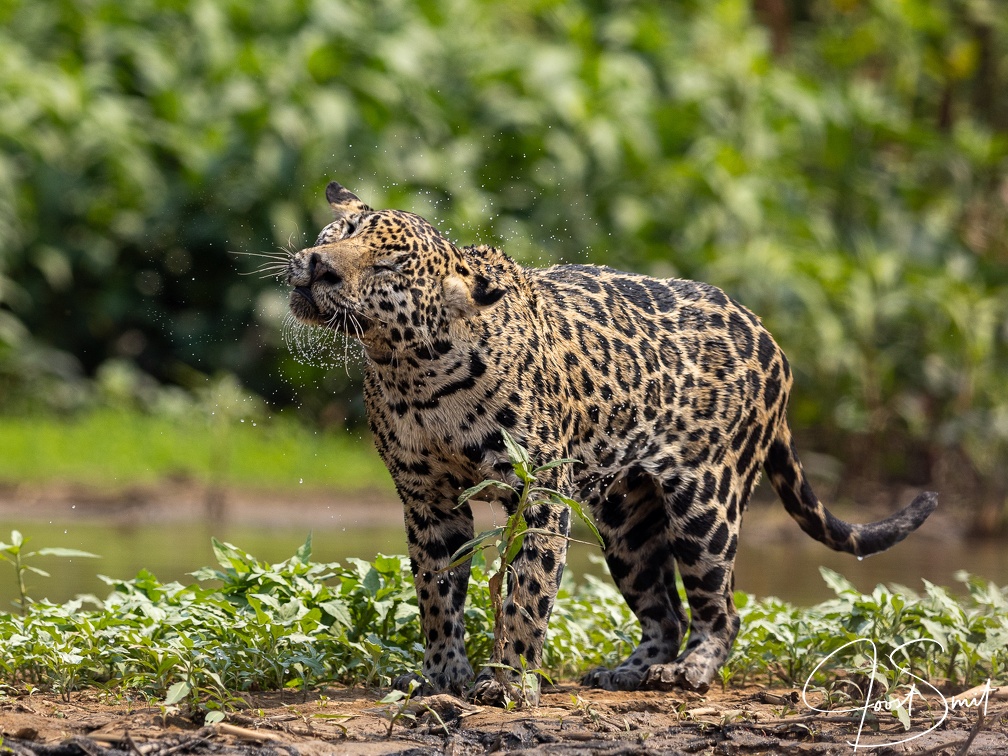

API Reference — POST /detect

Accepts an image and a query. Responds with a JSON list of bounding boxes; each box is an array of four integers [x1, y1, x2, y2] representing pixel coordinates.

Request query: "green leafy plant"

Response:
[[376, 678, 421, 738], [0, 530, 98, 616], [0, 534, 1004, 712], [728, 566, 1008, 694], [447, 429, 603, 707]]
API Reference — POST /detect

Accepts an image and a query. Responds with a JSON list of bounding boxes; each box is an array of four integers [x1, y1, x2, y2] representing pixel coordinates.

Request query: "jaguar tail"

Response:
[[764, 422, 937, 557]]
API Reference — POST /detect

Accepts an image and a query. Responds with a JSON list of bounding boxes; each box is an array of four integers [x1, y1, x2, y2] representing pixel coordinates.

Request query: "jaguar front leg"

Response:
[[393, 493, 476, 696], [472, 500, 571, 706]]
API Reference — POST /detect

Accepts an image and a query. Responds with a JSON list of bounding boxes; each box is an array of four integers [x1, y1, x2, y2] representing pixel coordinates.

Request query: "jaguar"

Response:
[[285, 181, 937, 703]]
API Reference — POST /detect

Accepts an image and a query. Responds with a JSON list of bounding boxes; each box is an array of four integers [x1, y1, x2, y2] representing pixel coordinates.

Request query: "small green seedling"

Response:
[[377, 678, 420, 737], [448, 429, 604, 707], [0, 530, 99, 615]]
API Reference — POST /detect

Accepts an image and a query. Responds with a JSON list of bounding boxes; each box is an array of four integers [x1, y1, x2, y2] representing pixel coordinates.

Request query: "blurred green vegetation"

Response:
[[0, 407, 391, 490], [0, 366, 392, 491], [0, 0, 1006, 524]]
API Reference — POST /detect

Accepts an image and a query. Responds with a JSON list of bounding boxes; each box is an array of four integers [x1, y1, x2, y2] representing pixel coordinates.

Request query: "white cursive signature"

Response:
[[801, 637, 993, 752]]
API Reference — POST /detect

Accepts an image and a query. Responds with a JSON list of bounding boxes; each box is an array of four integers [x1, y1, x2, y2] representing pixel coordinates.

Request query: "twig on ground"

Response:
[[949, 682, 1006, 705], [955, 706, 985, 756], [213, 722, 285, 743]]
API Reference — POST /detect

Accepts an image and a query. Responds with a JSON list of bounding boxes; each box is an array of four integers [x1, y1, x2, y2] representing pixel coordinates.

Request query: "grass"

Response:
[[0, 535, 1005, 717], [0, 408, 393, 492]]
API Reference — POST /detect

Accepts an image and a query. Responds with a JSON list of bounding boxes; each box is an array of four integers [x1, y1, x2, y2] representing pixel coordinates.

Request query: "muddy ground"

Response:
[[1, 683, 1006, 755]]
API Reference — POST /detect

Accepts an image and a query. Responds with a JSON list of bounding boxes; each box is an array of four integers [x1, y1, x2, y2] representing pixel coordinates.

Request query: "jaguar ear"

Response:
[[443, 273, 507, 320], [325, 181, 371, 220], [471, 273, 506, 307], [461, 246, 509, 307]]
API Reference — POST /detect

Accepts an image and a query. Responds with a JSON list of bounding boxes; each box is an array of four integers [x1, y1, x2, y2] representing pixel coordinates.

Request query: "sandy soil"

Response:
[[2, 683, 1005, 755]]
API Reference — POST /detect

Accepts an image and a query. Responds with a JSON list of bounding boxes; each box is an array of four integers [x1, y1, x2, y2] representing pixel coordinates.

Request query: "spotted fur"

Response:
[[286, 182, 937, 701]]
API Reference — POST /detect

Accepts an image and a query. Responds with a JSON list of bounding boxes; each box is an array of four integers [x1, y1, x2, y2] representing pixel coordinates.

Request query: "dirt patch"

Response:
[[1, 684, 1004, 755]]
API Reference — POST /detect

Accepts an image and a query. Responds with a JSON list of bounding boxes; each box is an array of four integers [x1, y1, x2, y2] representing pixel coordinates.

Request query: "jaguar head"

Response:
[[286, 182, 505, 354]]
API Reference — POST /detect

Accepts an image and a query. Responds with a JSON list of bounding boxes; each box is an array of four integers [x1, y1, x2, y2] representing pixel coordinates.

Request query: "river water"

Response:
[[1, 499, 1000, 609]]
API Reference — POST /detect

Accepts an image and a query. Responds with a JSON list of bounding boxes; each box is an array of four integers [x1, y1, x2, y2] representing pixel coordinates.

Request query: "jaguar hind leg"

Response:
[[582, 469, 688, 691], [643, 560, 740, 692], [644, 482, 744, 693]]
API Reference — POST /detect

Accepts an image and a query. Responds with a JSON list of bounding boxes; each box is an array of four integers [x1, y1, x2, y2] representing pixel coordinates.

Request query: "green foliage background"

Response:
[[1, 0, 1006, 508]]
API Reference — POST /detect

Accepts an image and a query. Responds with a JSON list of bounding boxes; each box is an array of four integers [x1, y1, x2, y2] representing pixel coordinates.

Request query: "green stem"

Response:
[[15, 550, 27, 617]]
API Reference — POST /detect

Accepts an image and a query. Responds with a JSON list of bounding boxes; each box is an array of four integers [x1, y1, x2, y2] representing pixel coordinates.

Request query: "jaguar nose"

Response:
[[308, 253, 342, 287], [316, 270, 342, 287]]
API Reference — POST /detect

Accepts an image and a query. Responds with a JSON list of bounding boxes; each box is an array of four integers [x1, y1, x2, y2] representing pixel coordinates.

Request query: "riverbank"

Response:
[[2, 682, 1005, 754]]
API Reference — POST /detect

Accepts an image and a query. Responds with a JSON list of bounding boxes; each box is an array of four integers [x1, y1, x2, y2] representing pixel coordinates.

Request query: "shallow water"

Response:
[[1, 512, 1002, 610]]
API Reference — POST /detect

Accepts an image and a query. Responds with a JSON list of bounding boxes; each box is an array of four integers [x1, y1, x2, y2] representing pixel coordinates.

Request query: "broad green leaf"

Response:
[[164, 680, 191, 706], [319, 599, 353, 629], [251, 593, 281, 611], [819, 566, 858, 596], [277, 599, 304, 623], [502, 513, 529, 564], [205, 711, 226, 725], [504, 532, 527, 564], [362, 567, 381, 595], [212, 539, 250, 573], [501, 429, 533, 483], [375, 554, 405, 575], [188, 567, 220, 581], [458, 478, 515, 505], [448, 527, 505, 567], [36, 548, 100, 559], [550, 493, 604, 548], [246, 595, 271, 624], [296, 533, 313, 563], [532, 458, 580, 474]]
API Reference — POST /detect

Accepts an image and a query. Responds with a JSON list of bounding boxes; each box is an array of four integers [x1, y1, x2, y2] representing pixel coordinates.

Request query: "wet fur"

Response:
[[285, 182, 937, 701]]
